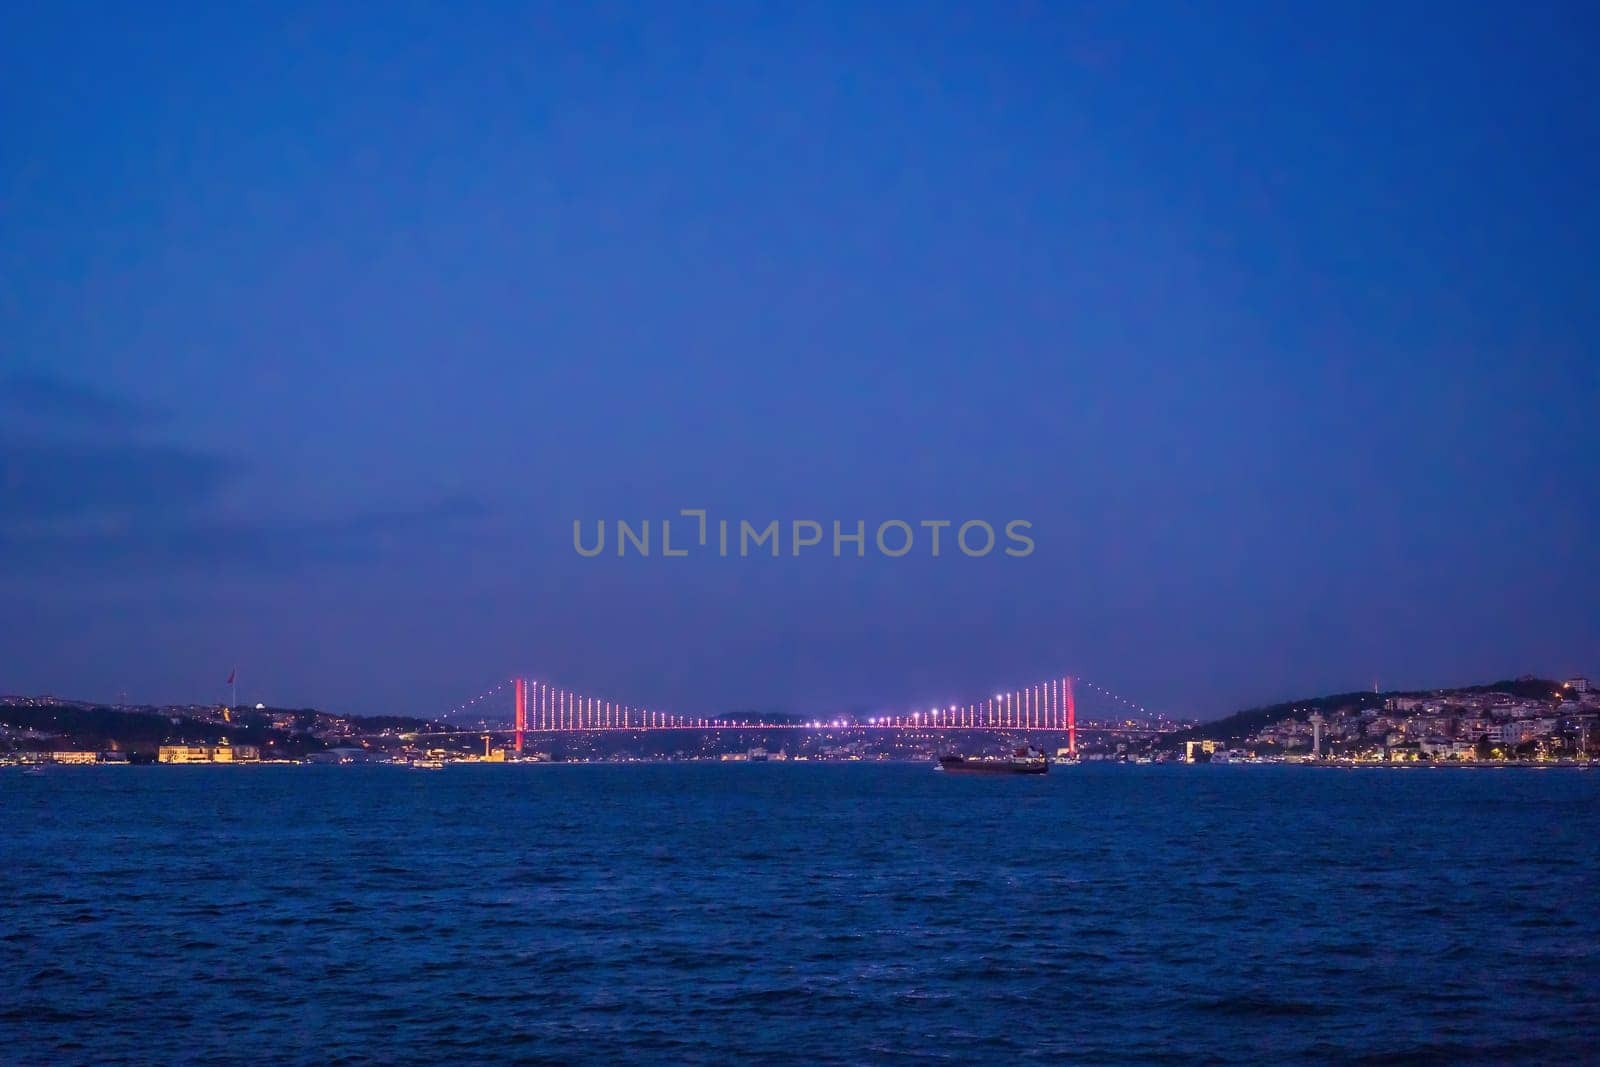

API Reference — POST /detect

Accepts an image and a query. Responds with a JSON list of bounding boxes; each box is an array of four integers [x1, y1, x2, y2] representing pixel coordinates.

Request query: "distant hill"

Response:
[[0, 700, 451, 757], [1157, 677, 1564, 750]]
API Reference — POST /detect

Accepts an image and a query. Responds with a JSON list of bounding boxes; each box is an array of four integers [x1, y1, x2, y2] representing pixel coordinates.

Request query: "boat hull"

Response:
[[937, 756, 1048, 775]]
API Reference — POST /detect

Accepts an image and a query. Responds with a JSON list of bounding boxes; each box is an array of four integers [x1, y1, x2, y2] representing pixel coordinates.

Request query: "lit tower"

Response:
[[514, 678, 528, 755], [1066, 676, 1077, 759], [1310, 712, 1325, 758]]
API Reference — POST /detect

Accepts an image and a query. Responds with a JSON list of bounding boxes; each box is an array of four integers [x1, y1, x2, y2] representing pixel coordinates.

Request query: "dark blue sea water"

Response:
[[4, 763, 1597, 1065]]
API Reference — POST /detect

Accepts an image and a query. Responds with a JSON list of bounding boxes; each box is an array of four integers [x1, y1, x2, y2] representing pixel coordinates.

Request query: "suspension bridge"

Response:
[[425, 674, 1166, 757]]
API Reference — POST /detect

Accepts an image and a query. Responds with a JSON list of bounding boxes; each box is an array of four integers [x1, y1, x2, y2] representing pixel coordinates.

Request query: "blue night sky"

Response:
[[2, 3, 1596, 719]]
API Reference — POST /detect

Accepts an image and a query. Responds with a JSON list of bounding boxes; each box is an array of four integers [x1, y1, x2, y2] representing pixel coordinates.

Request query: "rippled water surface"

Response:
[[4, 763, 1598, 1064]]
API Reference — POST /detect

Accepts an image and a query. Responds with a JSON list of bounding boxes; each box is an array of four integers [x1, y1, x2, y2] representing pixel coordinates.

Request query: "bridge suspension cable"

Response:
[[438, 679, 510, 722], [432, 672, 1159, 750]]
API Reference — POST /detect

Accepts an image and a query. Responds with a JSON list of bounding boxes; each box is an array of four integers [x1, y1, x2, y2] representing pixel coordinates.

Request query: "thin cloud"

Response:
[[2, 372, 163, 428], [0, 494, 487, 574], [0, 379, 487, 574], [1, 436, 231, 521]]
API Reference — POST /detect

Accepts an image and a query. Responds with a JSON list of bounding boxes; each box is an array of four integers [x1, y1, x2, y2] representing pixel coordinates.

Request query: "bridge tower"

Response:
[[514, 677, 528, 755], [1066, 676, 1077, 758]]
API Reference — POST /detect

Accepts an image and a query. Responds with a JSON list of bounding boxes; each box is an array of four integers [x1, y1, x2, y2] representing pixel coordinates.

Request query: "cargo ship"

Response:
[[936, 745, 1049, 775]]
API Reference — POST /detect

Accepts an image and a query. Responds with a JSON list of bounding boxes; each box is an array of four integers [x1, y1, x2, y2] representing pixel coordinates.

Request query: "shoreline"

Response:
[[4, 756, 1594, 770]]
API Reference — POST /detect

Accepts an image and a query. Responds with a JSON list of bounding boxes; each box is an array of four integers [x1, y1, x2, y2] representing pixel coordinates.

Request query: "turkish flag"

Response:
[[226, 668, 236, 685]]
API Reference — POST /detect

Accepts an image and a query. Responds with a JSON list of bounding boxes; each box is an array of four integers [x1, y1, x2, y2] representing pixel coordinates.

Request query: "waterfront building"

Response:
[[158, 741, 261, 763], [158, 745, 210, 763], [1487, 720, 1556, 746]]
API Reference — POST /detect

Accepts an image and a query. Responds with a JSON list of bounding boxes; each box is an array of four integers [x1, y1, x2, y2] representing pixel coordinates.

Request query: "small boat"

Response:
[[936, 746, 1049, 775], [409, 758, 445, 771]]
